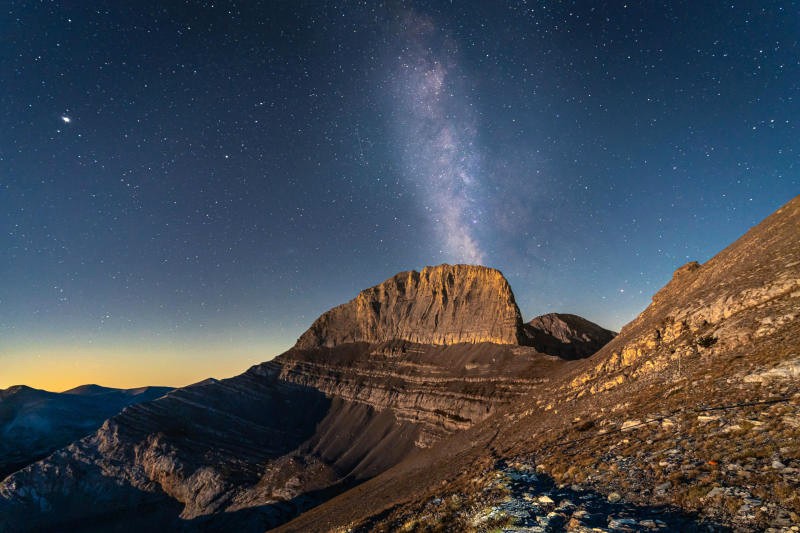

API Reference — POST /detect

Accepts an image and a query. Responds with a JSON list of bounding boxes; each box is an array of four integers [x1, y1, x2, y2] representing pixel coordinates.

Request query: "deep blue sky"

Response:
[[2, 1, 797, 389]]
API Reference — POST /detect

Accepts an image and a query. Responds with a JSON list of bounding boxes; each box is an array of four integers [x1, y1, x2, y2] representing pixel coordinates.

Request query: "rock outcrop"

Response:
[[522, 313, 616, 359], [295, 264, 525, 348]]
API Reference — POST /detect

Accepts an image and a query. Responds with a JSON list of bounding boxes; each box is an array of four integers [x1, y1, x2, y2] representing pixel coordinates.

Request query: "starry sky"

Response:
[[2, 1, 798, 391]]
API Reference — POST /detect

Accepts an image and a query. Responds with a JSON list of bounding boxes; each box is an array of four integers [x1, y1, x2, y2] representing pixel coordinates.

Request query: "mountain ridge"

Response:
[[0, 384, 172, 481]]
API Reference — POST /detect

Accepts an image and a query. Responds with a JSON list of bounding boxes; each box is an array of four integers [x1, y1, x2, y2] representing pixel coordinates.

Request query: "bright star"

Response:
[[61, 116, 71, 123]]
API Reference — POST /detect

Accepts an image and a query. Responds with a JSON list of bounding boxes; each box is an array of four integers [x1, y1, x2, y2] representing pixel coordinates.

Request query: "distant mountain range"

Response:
[[0, 195, 798, 532], [0, 384, 172, 479]]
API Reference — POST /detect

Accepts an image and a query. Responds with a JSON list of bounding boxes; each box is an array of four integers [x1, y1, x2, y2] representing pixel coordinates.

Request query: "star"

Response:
[[61, 115, 71, 123]]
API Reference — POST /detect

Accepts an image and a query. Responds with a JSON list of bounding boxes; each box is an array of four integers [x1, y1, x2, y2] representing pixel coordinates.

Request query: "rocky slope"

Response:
[[0, 384, 171, 480], [276, 195, 800, 532], [0, 265, 611, 532]]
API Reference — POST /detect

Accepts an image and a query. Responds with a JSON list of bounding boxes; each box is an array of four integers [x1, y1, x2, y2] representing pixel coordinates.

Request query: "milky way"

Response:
[[393, 13, 484, 264]]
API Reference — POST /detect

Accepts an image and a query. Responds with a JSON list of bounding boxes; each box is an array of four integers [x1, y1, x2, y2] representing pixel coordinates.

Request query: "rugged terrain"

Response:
[[0, 264, 610, 532], [1, 196, 798, 532], [0, 384, 171, 480]]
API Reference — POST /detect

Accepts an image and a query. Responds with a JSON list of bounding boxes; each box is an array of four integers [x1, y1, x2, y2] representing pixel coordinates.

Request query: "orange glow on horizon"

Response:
[[1, 338, 289, 393]]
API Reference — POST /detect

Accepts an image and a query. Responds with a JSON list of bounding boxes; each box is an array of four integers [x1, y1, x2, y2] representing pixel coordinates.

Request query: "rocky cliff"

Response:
[[571, 195, 800, 393], [295, 264, 525, 348]]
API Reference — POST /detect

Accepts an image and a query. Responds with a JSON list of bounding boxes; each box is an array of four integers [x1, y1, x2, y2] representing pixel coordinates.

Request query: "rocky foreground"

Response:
[[1, 196, 799, 532]]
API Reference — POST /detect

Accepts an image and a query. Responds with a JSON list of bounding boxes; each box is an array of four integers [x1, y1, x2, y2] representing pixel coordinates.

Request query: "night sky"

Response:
[[2, 1, 798, 390]]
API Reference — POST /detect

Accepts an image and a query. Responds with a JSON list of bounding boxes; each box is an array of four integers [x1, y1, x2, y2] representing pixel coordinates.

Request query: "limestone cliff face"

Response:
[[295, 264, 524, 348]]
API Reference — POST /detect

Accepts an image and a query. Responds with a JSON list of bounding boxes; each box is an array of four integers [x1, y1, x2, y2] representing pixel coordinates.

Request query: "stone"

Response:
[[696, 415, 720, 423], [620, 420, 642, 431], [566, 516, 584, 530], [607, 492, 622, 503], [608, 517, 639, 529], [545, 511, 567, 528], [556, 498, 576, 511], [654, 482, 672, 493]]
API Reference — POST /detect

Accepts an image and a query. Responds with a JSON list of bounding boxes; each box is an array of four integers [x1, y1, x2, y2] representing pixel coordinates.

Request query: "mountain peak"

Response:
[[521, 313, 616, 359], [62, 384, 114, 395], [295, 264, 525, 348]]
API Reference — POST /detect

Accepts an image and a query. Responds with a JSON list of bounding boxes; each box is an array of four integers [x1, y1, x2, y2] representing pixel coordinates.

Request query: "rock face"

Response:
[[295, 264, 525, 348], [522, 313, 616, 359], [0, 384, 171, 480]]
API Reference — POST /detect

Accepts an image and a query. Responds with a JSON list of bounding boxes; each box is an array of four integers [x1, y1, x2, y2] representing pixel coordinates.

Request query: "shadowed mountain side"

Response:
[[275, 341, 568, 447], [521, 313, 616, 359], [0, 368, 333, 531], [0, 385, 172, 480]]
